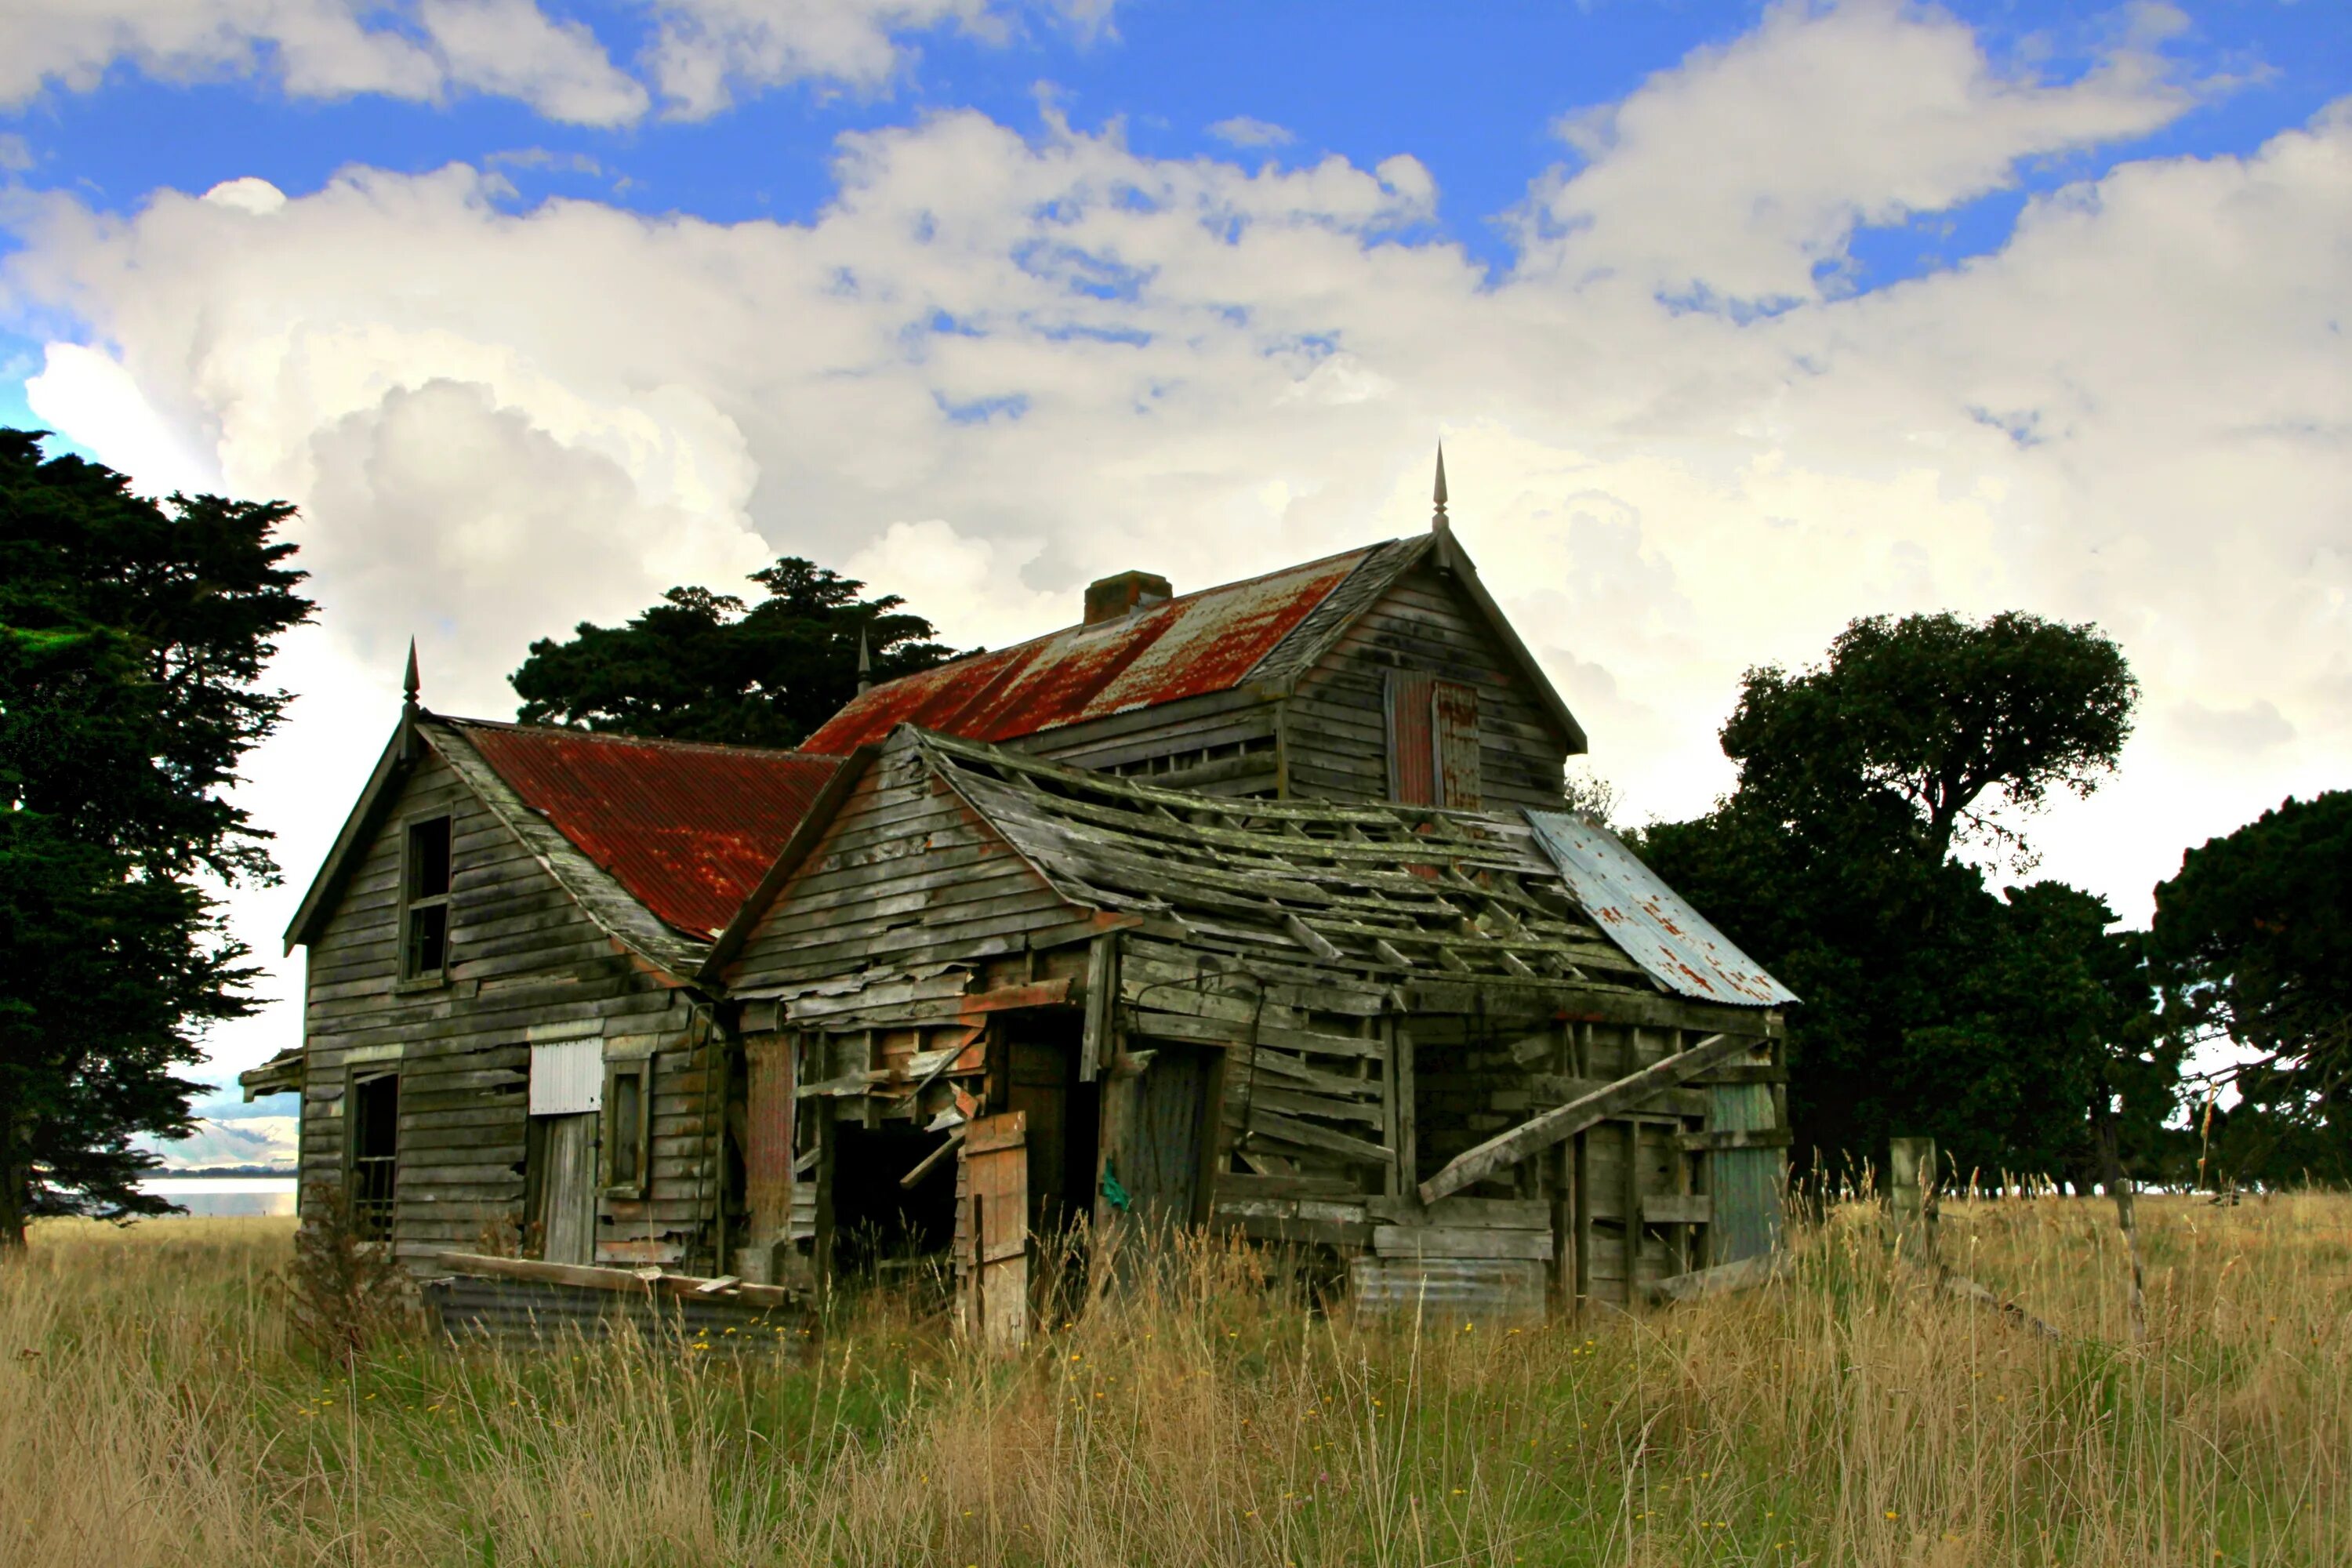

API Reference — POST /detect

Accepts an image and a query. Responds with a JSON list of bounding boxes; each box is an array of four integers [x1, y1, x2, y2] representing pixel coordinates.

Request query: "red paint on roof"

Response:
[[803, 546, 1377, 753], [456, 721, 843, 940]]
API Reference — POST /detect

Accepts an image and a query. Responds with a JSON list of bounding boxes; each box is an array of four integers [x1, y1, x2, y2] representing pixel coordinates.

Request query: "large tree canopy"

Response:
[[2150, 791, 2352, 1182], [0, 429, 311, 1243], [510, 558, 962, 749], [1719, 610, 2138, 863], [1637, 610, 2153, 1185]]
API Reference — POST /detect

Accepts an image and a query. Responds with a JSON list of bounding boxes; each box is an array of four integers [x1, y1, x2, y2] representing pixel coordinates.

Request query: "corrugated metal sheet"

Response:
[[1385, 671, 1437, 806], [1348, 1256, 1545, 1326], [802, 546, 1380, 753], [528, 1040, 603, 1116], [453, 721, 844, 940], [423, 1274, 803, 1349], [1523, 810, 1799, 1007], [1432, 681, 1481, 811]]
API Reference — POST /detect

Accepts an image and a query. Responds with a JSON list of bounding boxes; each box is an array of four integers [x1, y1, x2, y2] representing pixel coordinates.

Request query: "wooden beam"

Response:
[[1417, 1032, 1746, 1206]]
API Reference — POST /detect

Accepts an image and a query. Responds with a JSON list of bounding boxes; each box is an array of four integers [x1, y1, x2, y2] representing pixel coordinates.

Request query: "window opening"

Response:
[[401, 815, 452, 980], [603, 1059, 652, 1196], [1388, 673, 1481, 808], [347, 1070, 400, 1242]]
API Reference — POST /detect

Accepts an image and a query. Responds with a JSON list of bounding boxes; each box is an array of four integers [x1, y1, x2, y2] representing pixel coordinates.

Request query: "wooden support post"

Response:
[[1889, 1136, 1937, 1272], [1394, 1021, 1417, 1196], [1080, 935, 1118, 1084], [1622, 1118, 1642, 1306]]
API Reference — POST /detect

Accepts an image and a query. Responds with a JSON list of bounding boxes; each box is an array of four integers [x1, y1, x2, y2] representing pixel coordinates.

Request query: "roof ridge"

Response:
[[868, 535, 1404, 680], [435, 713, 842, 761]]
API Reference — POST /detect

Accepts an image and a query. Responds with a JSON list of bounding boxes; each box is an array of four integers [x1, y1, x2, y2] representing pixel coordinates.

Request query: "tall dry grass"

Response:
[[1, 1192, 2344, 1566]]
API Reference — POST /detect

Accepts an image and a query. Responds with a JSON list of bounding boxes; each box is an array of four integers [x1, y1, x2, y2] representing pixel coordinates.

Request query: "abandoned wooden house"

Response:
[[242, 655, 844, 1274], [249, 473, 1795, 1331], [708, 724, 1793, 1331]]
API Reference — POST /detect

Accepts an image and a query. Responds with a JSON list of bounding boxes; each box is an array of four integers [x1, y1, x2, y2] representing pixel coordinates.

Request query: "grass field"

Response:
[[1, 1192, 2344, 1566]]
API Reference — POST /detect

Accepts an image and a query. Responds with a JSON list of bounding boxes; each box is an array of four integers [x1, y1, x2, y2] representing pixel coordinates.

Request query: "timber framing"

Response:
[[716, 725, 1795, 1319]]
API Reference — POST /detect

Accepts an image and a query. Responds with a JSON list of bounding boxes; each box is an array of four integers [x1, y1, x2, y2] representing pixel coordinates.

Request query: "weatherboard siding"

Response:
[[296, 748, 717, 1271], [725, 745, 1079, 994], [1287, 563, 1569, 809]]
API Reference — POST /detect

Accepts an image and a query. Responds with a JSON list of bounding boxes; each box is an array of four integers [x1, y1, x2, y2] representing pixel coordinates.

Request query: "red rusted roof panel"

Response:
[[802, 546, 1378, 753], [455, 721, 843, 941]]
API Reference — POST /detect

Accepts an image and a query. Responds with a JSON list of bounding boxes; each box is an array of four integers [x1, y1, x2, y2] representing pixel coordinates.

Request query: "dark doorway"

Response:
[[830, 1122, 958, 1279], [1001, 1014, 1101, 1241]]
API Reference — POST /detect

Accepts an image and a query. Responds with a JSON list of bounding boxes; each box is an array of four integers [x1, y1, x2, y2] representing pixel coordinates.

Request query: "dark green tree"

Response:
[[2149, 791, 2352, 1185], [510, 558, 962, 749], [0, 429, 312, 1246], [1635, 610, 2147, 1184]]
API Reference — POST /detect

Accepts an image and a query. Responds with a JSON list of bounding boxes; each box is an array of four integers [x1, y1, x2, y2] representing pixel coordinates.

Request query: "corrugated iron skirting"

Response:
[[424, 1275, 805, 1350]]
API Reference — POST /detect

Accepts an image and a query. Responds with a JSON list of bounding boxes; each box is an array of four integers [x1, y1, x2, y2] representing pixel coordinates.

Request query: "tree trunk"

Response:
[[0, 1093, 27, 1255], [2094, 1114, 2146, 1344]]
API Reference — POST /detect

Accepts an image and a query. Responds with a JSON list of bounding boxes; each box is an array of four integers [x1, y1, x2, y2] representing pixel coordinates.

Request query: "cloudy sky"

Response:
[[1, 0, 2345, 1104]]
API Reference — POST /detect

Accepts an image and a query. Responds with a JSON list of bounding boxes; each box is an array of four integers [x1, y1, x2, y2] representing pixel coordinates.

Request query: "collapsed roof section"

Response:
[[715, 724, 1788, 1011]]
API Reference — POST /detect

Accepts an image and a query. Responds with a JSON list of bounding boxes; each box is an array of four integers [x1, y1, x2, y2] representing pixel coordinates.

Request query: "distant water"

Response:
[[138, 1176, 298, 1218]]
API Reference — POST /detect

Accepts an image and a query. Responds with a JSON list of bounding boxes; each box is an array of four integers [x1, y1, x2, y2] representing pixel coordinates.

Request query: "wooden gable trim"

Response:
[[1429, 533, 1587, 755], [282, 710, 421, 954]]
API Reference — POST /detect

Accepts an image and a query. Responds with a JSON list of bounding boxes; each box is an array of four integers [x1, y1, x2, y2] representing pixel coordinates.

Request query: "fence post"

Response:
[[1888, 1136, 1939, 1272]]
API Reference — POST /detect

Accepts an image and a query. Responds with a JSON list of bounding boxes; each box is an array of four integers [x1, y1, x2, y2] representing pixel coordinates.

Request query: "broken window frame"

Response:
[[342, 1065, 401, 1243], [1385, 670, 1483, 809], [397, 811, 453, 985], [601, 1058, 653, 1199]]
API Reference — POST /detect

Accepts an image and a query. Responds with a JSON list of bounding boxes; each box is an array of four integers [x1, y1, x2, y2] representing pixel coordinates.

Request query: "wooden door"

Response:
[[960, 1112, 1029, 1353], [1125, 1045, 1214, 1234], [743, 1034, 795, 1277], [1708, 1080, 1784, 1265], [536, 1113, 598, 1265]]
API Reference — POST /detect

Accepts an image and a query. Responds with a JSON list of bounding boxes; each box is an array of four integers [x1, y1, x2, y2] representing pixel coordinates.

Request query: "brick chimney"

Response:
[[1083, 569, 1173, 626]]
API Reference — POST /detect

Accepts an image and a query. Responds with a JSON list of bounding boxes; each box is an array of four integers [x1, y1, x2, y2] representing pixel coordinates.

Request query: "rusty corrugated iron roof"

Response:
[[1523, 809, 1798, 1007], [450, 720, 844, 941], [801, 543, 1391, 753]]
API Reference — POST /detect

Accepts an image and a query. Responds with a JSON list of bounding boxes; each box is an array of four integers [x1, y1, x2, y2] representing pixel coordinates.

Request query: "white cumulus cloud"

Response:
[[5, 1, 2345, 1084]]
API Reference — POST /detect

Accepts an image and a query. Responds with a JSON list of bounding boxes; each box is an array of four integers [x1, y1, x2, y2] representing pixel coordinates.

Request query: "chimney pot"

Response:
[[1083, 570, 1173, 626]]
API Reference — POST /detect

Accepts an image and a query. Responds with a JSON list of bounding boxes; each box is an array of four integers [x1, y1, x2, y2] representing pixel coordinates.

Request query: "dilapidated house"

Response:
[[244, 669, 842, 1274], [710, 726, 1791, 1331], [253, 482, 1795, 1332]]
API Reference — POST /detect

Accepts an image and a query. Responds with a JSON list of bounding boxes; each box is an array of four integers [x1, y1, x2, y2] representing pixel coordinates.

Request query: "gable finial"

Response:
[[856, 623, 873, 695], [1432, 443, 1450, 535], [402, 637, 420, 712]]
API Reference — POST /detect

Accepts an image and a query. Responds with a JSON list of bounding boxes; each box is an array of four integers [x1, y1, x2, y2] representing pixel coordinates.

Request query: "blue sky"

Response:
[[1, 1, 2346, 1106]]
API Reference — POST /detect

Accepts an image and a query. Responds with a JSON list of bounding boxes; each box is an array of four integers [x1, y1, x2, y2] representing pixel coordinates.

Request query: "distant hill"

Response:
[[137, 1116, 298, 1174]]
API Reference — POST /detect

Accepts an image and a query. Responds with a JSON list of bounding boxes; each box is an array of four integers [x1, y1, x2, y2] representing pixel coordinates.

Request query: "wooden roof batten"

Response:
[[712, 724, 1785, 1028]]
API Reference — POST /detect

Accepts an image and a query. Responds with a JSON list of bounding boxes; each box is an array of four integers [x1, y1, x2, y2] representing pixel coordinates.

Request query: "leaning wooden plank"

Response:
[[1941, 1272, 2063, 1341], [1417, 1033, 1744, 1206], [1677, 1128, 1793, 1153], [899, 1127, 966, 1190], [1244, 1109, 1396, 1168], [1646, 1250, 1789, 1303], [430, 1251, 798, 1308], [1372, 1225, 1554, 1261]]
